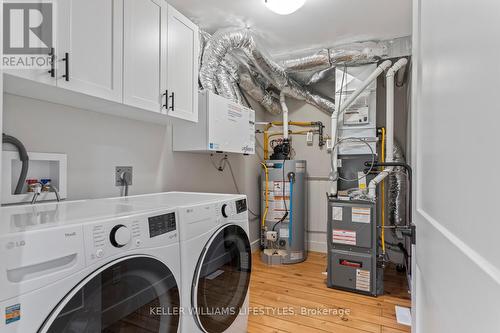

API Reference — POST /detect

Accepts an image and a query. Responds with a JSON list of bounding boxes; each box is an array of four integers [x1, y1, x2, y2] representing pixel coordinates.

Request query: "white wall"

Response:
[[413, 0, 500, 331]]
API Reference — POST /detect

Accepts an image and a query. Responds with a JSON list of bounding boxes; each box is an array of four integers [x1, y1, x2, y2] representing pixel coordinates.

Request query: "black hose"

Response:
[[3, 134, 29, 194]]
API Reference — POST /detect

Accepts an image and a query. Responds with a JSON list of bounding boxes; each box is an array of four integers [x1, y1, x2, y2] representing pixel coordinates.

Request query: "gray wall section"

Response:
[[3, 93, 263, 246]]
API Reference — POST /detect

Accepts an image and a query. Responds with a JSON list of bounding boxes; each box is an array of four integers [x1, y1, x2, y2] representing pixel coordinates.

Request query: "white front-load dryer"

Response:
[[177, 194, 251, 333], [0, 199, 183, 333]]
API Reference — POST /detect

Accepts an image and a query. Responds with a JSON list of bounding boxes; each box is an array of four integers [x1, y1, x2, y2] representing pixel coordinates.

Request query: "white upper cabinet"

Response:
[[166, 4, 199, 122], [3, 1, 199, 123], [57, 0, 123, 102], [123, 0, 167, 113]]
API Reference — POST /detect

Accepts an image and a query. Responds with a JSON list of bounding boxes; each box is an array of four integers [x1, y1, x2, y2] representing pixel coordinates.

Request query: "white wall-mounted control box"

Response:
[[173, 90, 255, 154]]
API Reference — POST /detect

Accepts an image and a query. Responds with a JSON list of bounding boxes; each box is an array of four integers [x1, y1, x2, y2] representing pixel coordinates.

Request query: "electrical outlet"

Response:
[[115, 166, 133, 186]]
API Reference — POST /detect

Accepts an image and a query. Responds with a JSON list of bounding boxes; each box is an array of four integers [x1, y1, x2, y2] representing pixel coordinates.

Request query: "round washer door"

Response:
[[193, 224, 252, 333], [40, 256, 180, 333]]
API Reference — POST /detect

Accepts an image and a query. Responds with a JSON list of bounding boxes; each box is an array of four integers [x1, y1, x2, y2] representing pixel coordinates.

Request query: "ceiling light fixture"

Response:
[[264, 0, 306, 15]]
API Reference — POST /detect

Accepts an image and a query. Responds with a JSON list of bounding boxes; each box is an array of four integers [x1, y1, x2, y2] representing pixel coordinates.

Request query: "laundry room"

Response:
[[1, 0, 499, 332]]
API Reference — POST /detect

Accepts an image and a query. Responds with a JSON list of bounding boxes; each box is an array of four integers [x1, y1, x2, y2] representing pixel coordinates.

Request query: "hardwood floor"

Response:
[[248, 252, 411, 333]]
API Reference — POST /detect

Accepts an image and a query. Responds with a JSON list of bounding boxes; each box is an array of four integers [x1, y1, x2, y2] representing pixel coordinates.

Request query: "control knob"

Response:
[[110, 225, 131, 248], [221, 204, 229, 218]]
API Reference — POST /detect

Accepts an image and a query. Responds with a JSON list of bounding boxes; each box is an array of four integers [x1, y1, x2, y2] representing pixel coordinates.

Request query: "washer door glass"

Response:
[[42, 256, 180, 333], [193, 224, 251, 333]]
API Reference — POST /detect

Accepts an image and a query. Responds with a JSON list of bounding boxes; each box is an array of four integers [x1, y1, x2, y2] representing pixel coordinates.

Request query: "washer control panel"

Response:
[[84, 208, 177, 265], [216, 198, 248, 221]]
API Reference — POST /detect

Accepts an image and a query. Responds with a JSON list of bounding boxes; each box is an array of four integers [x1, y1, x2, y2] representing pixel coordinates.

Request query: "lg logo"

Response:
[[3, 1, 53, 54], [5, 240, 26, 250]]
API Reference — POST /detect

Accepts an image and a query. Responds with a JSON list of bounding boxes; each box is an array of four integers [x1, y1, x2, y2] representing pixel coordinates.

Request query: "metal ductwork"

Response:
[[238, 65, 282, 115], [199, 29, 410, 117], [388, 142, 406, 226], [199, 29, 335, 115], [282, 41, 389, 73]]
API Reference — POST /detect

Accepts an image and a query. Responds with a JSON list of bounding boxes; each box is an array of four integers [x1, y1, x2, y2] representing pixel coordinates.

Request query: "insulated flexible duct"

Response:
[[282, 41, 389, 73], [388, 142, 406, 226], [199, 29, 335, 115], [238, 66, 282, 115]]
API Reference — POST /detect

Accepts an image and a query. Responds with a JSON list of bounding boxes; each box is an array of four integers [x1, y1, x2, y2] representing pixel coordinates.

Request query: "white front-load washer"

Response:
[[102, 192, 252, 333], [0, 199, 183, 333], [176, 194, 251, 333]]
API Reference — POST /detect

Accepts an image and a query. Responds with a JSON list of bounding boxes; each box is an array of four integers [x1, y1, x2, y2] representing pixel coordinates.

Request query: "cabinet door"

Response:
[[123, 0, 167, 113], [166, 5, 199, 122], [57, 0, 123, 102]]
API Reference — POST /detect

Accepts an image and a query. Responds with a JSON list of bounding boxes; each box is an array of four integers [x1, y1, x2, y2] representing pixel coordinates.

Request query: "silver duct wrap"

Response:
[[282, 49, 331, 72], [214, 55, 247, 105], [199, 29, 335, 115], [388, 142, 406, 226], [282, 41, 389, 73], [238, 66, 281, 115]]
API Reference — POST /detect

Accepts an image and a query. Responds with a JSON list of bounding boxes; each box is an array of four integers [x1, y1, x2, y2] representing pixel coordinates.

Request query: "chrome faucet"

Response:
[[31, 182, 61, 204]]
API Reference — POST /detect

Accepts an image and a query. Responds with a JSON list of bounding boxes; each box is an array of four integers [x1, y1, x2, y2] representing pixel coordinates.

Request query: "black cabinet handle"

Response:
[[62, 52, 69, 81], [48, 47, 55, 77], [169, 91, 175, 111], [162, 90, 168, 109]]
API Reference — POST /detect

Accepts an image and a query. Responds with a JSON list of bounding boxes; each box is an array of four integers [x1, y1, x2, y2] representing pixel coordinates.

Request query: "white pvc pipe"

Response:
[[329, 60, 392, 196], [280, 91, 289, 140], [368, 58, 408, 198]]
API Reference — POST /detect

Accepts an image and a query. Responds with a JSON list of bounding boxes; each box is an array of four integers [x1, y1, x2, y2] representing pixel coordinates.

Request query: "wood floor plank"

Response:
[[248, 251, 411, 333]]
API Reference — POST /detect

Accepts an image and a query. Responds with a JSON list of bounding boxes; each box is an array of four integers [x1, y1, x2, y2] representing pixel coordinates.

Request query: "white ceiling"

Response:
[[168, 0, 412, 55]]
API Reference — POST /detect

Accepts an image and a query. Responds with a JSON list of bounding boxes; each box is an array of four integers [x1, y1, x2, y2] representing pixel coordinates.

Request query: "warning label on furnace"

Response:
[[352, 207, 371, 223], [332, 229, 356, 245], [332, 206, 343, 221], [356, 269, 371, 292]]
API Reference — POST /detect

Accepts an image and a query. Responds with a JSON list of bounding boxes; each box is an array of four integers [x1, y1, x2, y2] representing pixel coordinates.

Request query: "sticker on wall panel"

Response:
[[273, 181, 290, 197], [279, 228, 289, 238], [357, 172, 367, 190], [332, 207, 343, 221], [290, 251, 304, 260], [270, 207, 289, 221], [5, 304, 20, 324], [273, 200, 288, 210], [356, 269, 371, 292], [332, 229, 356, 245], [295, 161, 306, 173], [352, 207, 371, 223]]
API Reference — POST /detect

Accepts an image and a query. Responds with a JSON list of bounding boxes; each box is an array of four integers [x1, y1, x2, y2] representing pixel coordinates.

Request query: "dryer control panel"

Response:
[[84, 208, 178, 266]]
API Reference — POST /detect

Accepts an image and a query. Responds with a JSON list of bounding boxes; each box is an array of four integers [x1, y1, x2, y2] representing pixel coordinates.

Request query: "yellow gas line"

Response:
[[260, 162, 269, 228], [381, 127, 386, 255]]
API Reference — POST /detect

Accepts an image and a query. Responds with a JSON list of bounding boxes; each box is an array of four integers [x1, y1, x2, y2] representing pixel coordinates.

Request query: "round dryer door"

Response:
[[40, 256, 180, 333], [193, 224, 252, 333]]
